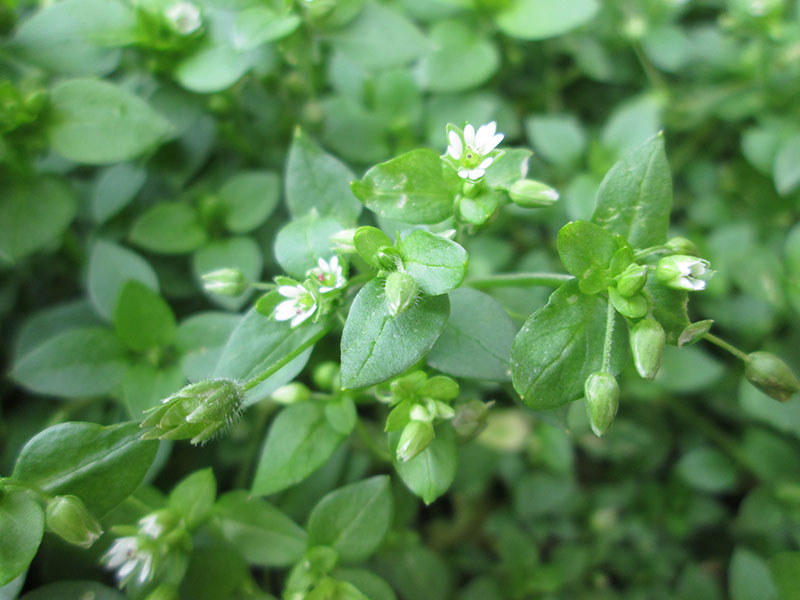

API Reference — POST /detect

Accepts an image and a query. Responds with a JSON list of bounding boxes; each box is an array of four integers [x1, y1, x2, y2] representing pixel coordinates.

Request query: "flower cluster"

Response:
[[272, 256, 347, 328], [443, 121, 504, 181]]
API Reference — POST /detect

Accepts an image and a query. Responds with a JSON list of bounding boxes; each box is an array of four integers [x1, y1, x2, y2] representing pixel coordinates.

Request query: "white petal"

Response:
[[330, 255, 339, 271], [274, 300, 298, 320], [475, 124, 490, 152], [469, 168, 485, 179], [447, 131, 462, 159], [278, 285, 301, 298], [463, 124, 475, 147], [138, 555, 153, 583], [291, 306, 315, 328], [478, 156, 494, 169], [317, 257, 327, 271], [484, 133, 504, 153], [117, 559, 137, 579], [457, 169, 470, 179]]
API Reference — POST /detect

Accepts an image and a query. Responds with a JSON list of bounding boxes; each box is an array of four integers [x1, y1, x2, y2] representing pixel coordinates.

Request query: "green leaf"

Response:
[[307, 476, 393, 562], [91, 163, 146, 224], [351, 149, 458, 225], [179, 529, 249, 600], [334, 569, 398, 600], [274, 212, 345, 279], [601, 95, 663, 156], [215, 491, 306, 567], [773, 135, 800, 196], [495, 0, 599, 40], [122, 363, 185, 417], [193, 237, 263, 311], [0, 176, 76, 265], [354, 226, 394, 270], [427, 288, 515, 381], [729, 547, 778, 600], [11, 0, 134, 76], [675, 447, 738, 493], [286, 129, 362, 223], [176, 312, 241, 383], [0, 491, 44, 587], [87, 239, 159, 321], [174, 42, 260, 94], [525, 114, 586, 166], [12, 421, 158, 515], [13, 300, 101, 361], [11, 327, 127, 398], [218, 171, 280, 234], [213, 308, 323, 406], [511, 281, 628, 410], [769, 552, 800, 600], [592, 133, 672, 249], [397, 230, 467, 296], [341, 279, 450, 389], [251, 402, 346, 496], [233, 8, 300, 51], [374, 545, 452, 600], [394, 424, 457, 505], [130, 202, 208, 254], [113, 281, 176, 352], [556, 220, 619, 293], [19, 581, 123, 600], [330, 1, 431, 70], [169, 468, 216, 529], [47, 78, 173, 164], [416, 20, 499, 93], [483, 148, 533, 191]]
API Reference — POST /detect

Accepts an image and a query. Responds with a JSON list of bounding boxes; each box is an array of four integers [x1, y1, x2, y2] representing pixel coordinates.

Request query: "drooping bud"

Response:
[[630, 319, 666, 379], [271, 382, 311, 405], [656, 255, 714, 291], [665, 237, 699, 257], [508, 179, 560, 208], [451, 400, 490, 441], [396, 419, 435, 462], [744, 351, 800, 403], [584, 372, 620, 437], [616, 264, 648, 297], [384, 272, 419, 316], [45, 495, 103, 548], [140, 379, 244, 444], [201, 268, 248, 297]]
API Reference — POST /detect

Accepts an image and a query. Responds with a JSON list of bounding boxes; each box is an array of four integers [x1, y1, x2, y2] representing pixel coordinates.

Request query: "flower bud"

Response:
[[330, 229, 357, 254], [396, 420, 435, 462], [616, 264, 648, 297], [630, 319, 665, 379], [608, 286, 648, 319], [140, 379, 244, 444], [201, 268, 248, 297], [666, 237, 699, 256], [377, 246, 403, 271], [656, 255, 714, 291], [451, 400, 490, 441], [584, 372, 619, 437], [271, 382, 311, 405], [384, 272, 419, 316], [508, 179, 560, 208], [312, 361, 340, 391], [744, 351, 800, 403], [164, 1, 202, 35], [45, 495, 103, 548]]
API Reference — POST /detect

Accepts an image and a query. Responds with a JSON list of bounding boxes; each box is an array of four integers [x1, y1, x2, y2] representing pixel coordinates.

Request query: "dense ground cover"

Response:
[[1, 0, 800, 598]]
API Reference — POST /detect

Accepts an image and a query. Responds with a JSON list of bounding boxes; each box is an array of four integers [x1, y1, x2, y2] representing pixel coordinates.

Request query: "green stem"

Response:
[[703, 333, 748, 362], [601, 299, 616, 372], [242, 325, 331, 392], [465, 272, 573, 289]]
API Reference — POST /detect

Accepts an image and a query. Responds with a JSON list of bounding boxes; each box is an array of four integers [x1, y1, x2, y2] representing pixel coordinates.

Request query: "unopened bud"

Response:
[[330, 229, 357, 254], [201, 268, 248, 297], [377, 246, 403, 271], [140, 379, 244, 444], [164, 1, 202, 35], [584, 372, 619, 437], [616, 264, 648, 297], [508, 179, 560, 208], [396, 420, 435, 462], [608, 286, 648, 319], [744, 351, 800, 403], [425, 398, 455, 420], [666, 237, 699, 257], [656, 255, 714, 291], [451, 400, 490, 441], [271, 382, 310, 405], [312, 361, 340, 391], [45, 495, 103, 548], [630, 319, 665, 379], [384, 272, 419, 316]]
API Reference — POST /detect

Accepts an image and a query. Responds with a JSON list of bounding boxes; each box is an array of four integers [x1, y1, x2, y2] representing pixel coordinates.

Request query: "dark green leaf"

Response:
[[592, 133, 672, 249], [729, 547, 778, 600], [341, 279, 450, 389], [768, 552, 800, 600], [556, 220, 619, 293], [251, 402, 346, 496], [13, 421, 158, 515], [113, 281, 176, 352], [91, 163, 146, 224], [0, 490, 44, 587], [397, 230, 467, 295], [20, 581, 123, 600], [130, 202, 207, 254], [351, 149, 458, 225], [169, 468, 216, 529], [334, 569, 397, 600], [87, 239, 159, 320], [218, 170, 281, 233]]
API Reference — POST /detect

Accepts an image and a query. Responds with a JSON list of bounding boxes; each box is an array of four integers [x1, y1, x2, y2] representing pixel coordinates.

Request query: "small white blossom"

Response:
[[656, 255, 714, 291], [274, 284, 317, 328], [165, 1, 202, 35], [308, 256, 346, 293], [444, 121, 504, 181], [138, 514, 165, 539], [102, 536, 157, 586]]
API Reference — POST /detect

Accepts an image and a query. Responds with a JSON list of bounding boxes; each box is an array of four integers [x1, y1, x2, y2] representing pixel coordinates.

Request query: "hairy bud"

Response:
[[384, 272, 419, 316], [584, 372, 620, 437], [396, 420, 435, 462], [630, 319, 666, 379]]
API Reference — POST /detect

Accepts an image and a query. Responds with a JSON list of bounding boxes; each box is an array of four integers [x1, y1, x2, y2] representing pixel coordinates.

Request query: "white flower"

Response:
[[308, 256, 346, 293], [445, 121, 504, 181], [165, 1, 202, 35], [274, 284, 317, 328], [102, 536, 156, 586], [138, 514, 164, 539], [656, 255, 714, 291]]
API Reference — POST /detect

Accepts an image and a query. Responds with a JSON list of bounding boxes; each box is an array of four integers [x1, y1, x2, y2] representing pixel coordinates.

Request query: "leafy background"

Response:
[[1, 0, 800, 598]]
